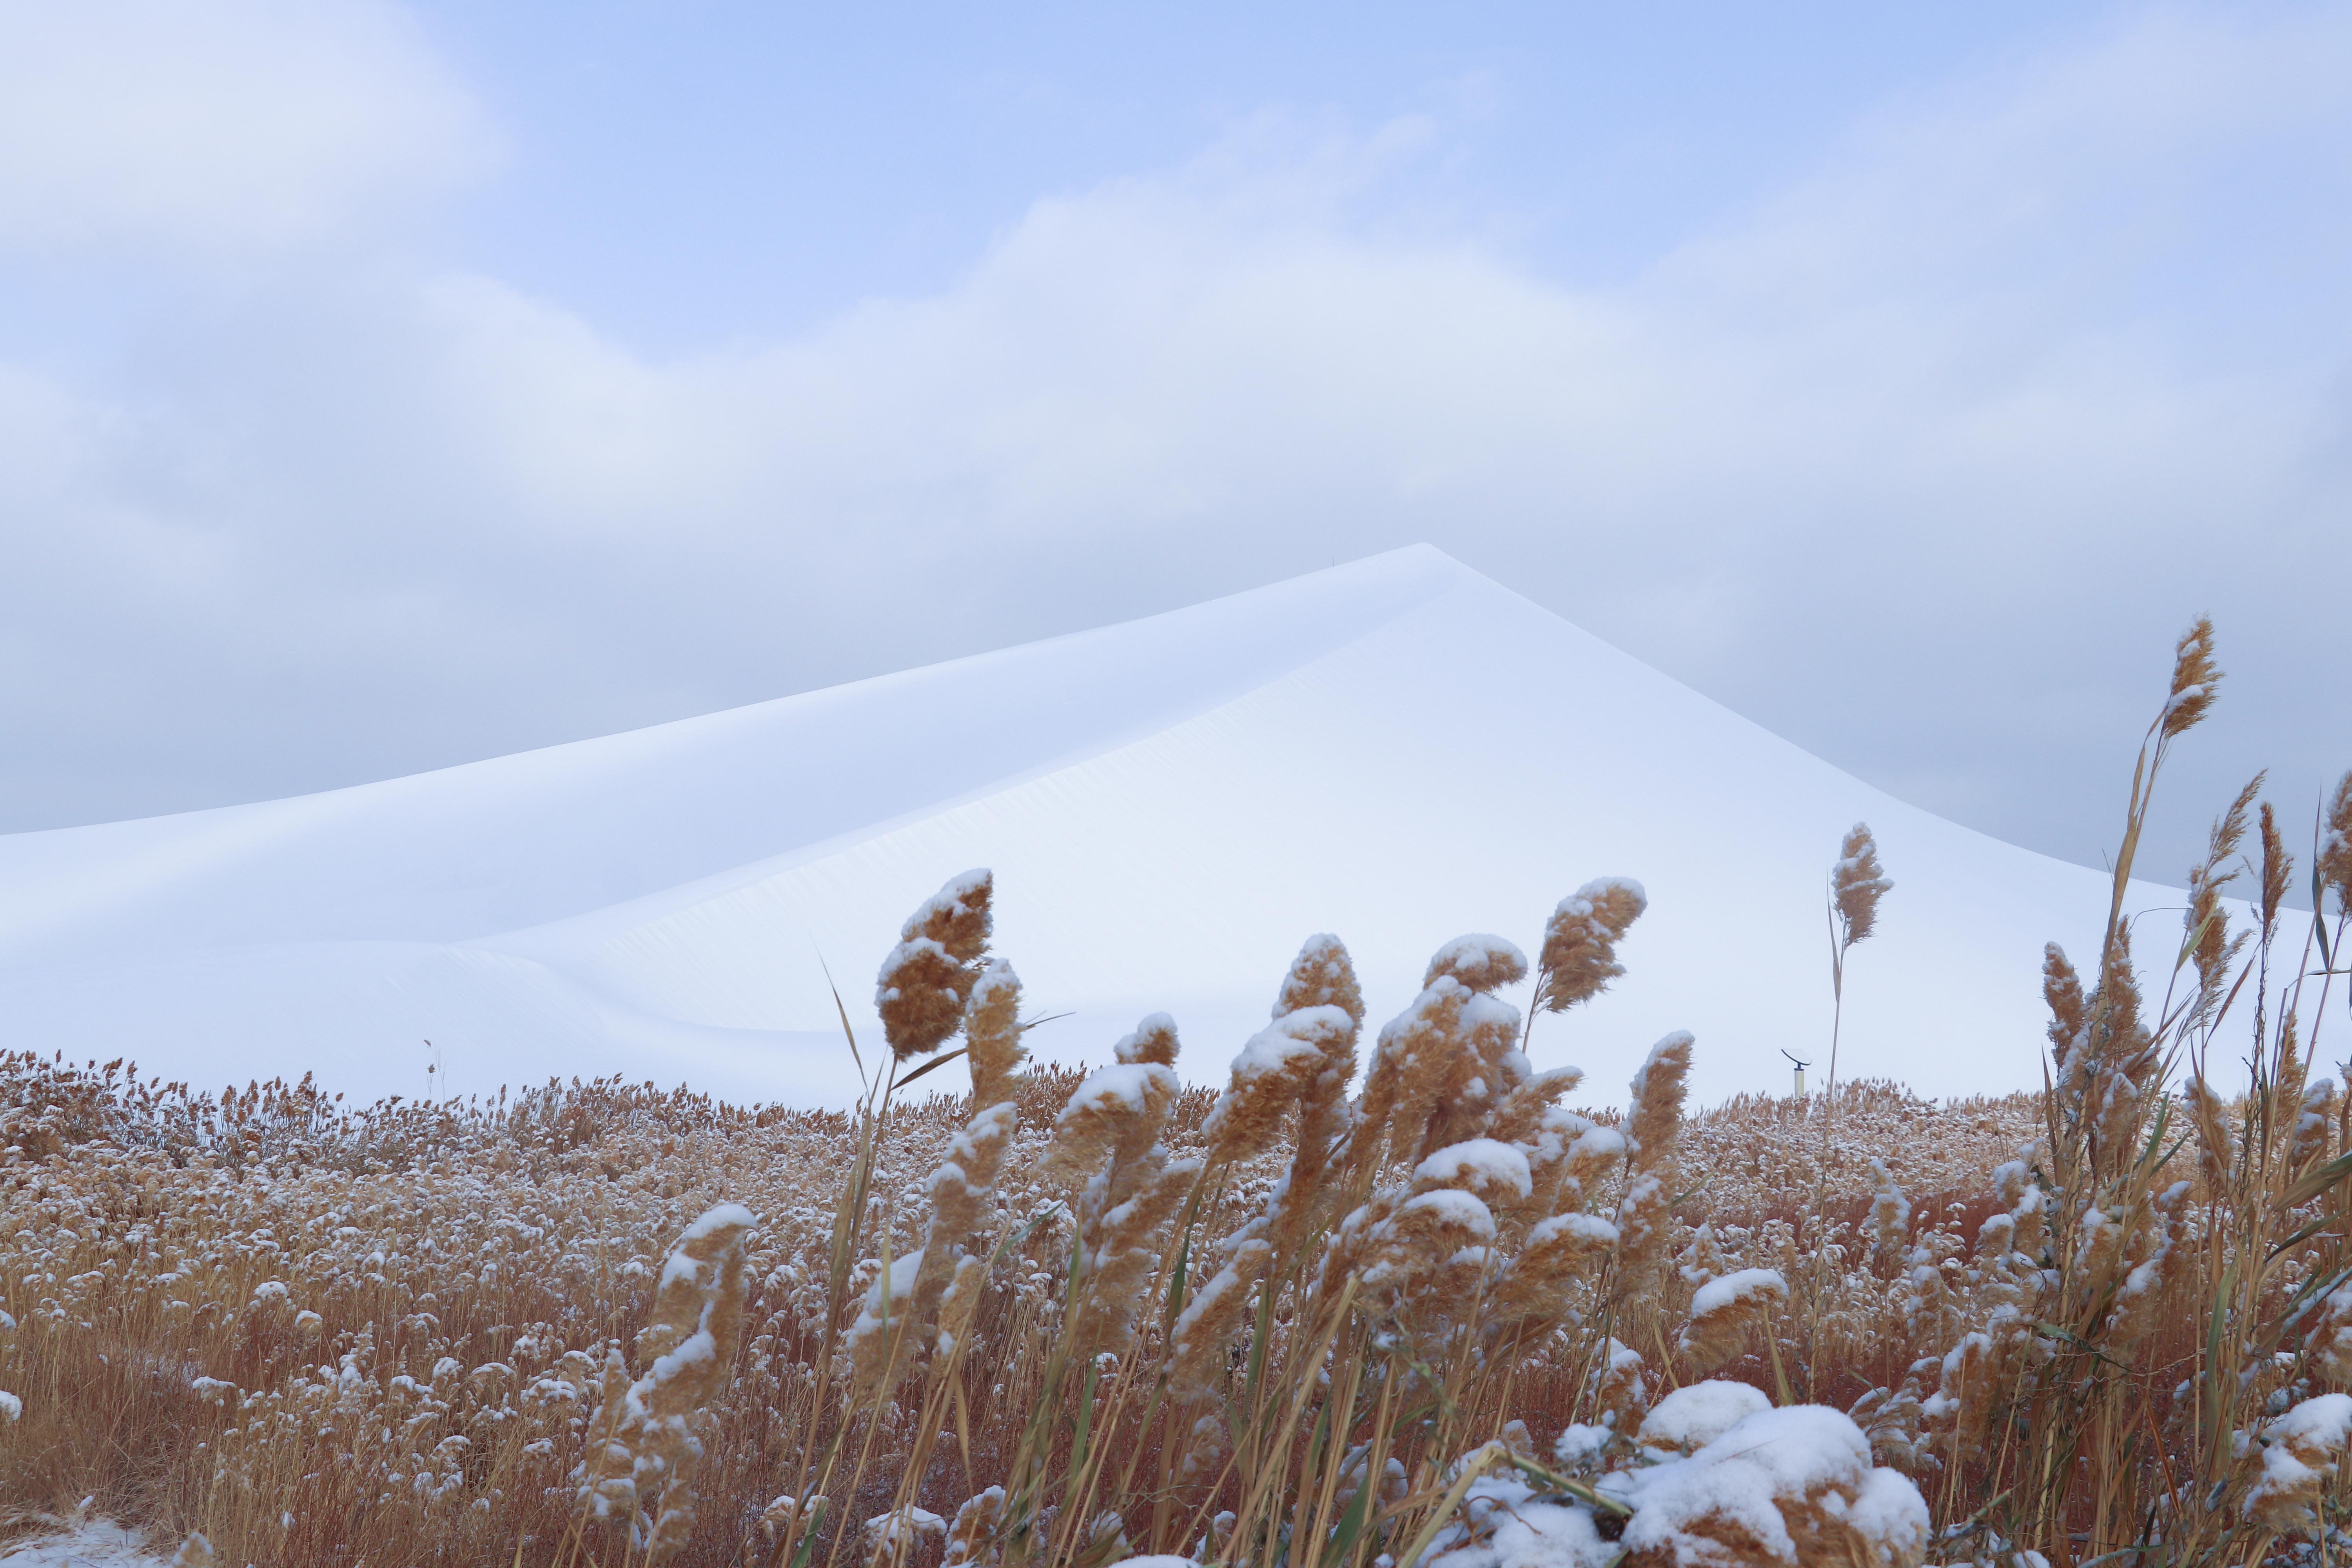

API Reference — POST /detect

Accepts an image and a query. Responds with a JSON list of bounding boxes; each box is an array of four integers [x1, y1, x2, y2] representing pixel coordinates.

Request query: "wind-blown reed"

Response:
[[4, 619, 2350, 1567]]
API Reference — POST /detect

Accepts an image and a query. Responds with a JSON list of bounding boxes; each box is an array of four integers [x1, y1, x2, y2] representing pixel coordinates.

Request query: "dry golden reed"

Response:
[[9, 614, 2352, 1568]]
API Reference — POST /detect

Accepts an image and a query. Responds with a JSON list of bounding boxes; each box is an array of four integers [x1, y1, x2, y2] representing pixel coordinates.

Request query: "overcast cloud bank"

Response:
[[0, 1, 2345, 890]]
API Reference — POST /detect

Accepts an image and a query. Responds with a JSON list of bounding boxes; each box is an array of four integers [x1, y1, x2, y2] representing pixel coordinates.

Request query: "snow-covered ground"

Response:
[[0, 546, 2177, 1108], [0, 1521, 163, 1565]]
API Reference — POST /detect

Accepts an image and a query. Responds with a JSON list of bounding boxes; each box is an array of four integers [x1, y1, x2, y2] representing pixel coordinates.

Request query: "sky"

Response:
[[1, 1, 2348, 895]]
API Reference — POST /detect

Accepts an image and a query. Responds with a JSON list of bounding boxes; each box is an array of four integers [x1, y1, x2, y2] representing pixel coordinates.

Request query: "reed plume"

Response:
[[2321, 769, 2352, 914], [1422, 933, 1528, 993], [943, 1487, 1007, 1568], [1622, 1031, 1691, 1172], [1274, 931, 1365, 1022], [1867, 1156, 1910, 1270], [1049, 1016, 1199, 1358], [1821, 823, 1891, 1129], [1530, 877, 1647, 1020], [2161, 614, 2221, 738], [964, 959, 1025, 1109], [1831, 823, 1893, 949], [574, 1203, 754, 1562], [846, 1102, 1014, 1396], [2182, 776, 2259, 1035], [2243, 1395, 2352, 1537], [877, 869, 995, 1062], [1177, 936, 1369, 1396], [1675, 1266, 1787, 1375]]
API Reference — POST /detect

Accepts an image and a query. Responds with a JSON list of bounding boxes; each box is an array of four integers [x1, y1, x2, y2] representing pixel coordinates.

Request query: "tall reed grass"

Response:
[[4, 619, 2349, 1567]]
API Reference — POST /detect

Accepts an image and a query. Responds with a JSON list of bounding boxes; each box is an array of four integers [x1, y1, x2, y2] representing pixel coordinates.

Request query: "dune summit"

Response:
[[0, 546, 2159, 1107]]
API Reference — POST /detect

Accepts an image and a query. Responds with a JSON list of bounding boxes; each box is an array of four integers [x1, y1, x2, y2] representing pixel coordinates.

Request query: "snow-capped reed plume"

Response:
[[1049, 1015, 1201, 1359], [17, 618, 2352, 1566], [1675, 1267, 1787, 1376], [571, 1201, 755, 1563], [1527, 878, 1646, 1028], [877, 869, 995, 1062], [845, 1103, 1013, 1397], [964, 960, 1026, 1111]]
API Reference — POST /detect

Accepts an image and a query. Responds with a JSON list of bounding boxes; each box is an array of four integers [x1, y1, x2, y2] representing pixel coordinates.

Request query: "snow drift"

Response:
[[0, 547, 2166, 1107]]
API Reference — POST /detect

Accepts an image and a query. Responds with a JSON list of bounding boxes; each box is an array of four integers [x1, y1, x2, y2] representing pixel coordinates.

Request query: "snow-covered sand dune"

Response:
[[0, 547, 2166, 1107]]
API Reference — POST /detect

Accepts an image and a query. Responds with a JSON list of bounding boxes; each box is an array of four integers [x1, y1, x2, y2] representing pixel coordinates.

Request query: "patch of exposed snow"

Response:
[[0, 1520, 167, 1564]]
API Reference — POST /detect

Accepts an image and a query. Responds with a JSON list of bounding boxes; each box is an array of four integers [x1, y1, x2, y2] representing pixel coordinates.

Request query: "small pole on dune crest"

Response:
[[1782, 1049, 1809, 1101]]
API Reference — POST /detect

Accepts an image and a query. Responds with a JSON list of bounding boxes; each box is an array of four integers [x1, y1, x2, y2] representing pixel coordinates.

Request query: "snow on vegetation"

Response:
[[1637, 1379, 1772, 1452], [4, 620, 2352, 1568]]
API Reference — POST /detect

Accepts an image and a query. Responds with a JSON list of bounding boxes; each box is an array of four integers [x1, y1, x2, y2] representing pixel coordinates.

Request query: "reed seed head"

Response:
[[943, 1487, 1006, 1568], [2322, 771, 2352, 918], [878, 938, 974, 1063], [1169, 1240, 1270, 1401], [2243, 1394, 2352, 1538], [1274, 933, 1365, 1026], [2260, 800, 2293, 938], [577, 1203, 755, 1561], [1675, 1266, 1787, 1375], [1200, 1007, 1352, 1166], [877, 871, 995, 1060], [2290, 1077, 2336, 1178], [1612, 1170, 1673, 1301], [2043, 944, 2087, 1089], [1046, 1056, 1179, 1183], [1114, 1013, 1181, 1067], [1868, 1157, 1911, 1269], [1624, 1031, 1693, 1171], [963, 959, 1025, 1109], [1422, 934, 1528, 994], [2160, 616, 2221, 738], [901, 868, 994, 962], [1832, 823, 1892, 949], [1588, 1337, 1648, 1435], [1535, 878, 1648, 1014]]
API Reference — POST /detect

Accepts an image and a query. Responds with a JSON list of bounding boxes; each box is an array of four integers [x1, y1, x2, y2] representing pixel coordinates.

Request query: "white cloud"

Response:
[[0, 4, 2346, 889], [0, 0, 497, 254]]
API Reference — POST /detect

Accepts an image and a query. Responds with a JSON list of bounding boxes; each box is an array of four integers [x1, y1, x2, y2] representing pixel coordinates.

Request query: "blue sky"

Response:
[[1, 1, 2348, 891], [411, 5, 2089, 350]]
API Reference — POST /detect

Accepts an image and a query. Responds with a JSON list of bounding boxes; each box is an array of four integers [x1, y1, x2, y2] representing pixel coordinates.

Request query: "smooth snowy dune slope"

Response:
[[0, 547, 2171, 1108]]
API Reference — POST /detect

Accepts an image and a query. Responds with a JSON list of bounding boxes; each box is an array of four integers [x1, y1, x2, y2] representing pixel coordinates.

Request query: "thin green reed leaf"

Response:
[[817, 952, 866, 1090], [2267, 1214, 2339, 1263], [1243, 1263, 1278, 1428], [788, 1502, 828, 1568], [2280, 1261, 2352, 1321], [2284, 1148, 2352, 1209], [1162, 1180, 1208, 1341], [1324, 1470, 1377, 1568], [2138, 1098, 2173, 1166], [2316, 865, 2334, 972], [1067, 1355, 1101, 1515]]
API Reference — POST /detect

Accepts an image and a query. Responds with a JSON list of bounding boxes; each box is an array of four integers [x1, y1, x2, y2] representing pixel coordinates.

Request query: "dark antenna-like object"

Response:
[[1781, 1049, 1811, 1100]]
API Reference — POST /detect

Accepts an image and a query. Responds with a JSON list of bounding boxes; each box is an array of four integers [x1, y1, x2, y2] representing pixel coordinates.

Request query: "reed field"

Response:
[[6, 619, 2352, 1568]]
